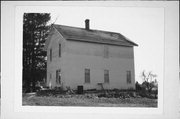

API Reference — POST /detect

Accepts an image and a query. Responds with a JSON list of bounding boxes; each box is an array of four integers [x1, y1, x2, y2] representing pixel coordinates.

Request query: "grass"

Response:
[[23, 93, 157, 107]]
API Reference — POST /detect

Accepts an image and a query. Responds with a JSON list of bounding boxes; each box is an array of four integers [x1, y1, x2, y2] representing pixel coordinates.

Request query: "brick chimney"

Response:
[[85, 19, 90, 30]]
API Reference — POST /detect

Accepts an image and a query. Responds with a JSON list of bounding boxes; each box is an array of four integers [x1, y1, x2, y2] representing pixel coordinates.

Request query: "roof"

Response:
[[45, 24, 138, 50]]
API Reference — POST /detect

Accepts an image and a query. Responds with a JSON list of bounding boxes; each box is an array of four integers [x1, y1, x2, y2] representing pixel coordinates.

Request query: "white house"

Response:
[[44, 19, 138, 90]]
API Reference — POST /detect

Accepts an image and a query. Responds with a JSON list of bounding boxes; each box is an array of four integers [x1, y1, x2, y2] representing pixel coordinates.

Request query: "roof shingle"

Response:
[[53, 24, 138, 47]]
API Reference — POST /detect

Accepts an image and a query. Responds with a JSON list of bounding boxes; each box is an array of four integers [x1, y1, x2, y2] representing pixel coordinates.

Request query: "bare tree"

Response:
[[141, 70, 158, 96]]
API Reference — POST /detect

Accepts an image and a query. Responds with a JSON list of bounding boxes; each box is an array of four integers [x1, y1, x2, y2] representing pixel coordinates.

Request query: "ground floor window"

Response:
[[85, 68, 90, 83], [104, 69, 109, 83], [127, 71, 131, 84], [56, 69, 61, 84]]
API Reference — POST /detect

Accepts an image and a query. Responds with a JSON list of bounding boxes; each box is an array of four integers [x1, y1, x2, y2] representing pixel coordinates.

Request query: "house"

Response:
[[44, 19, 138, 90]]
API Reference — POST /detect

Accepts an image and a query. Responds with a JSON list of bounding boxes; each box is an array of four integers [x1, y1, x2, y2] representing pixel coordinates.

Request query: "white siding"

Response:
[[46, 30, 136, 90], [61, 41, 135, 90], [46, 28, 67, 89]]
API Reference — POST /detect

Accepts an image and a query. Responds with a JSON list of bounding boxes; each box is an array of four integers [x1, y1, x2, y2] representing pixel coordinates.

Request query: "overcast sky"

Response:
[[48, 6, 164, 83]]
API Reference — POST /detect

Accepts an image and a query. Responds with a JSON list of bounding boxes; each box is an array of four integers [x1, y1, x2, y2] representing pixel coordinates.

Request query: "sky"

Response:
[[48, 6, 164, 83]]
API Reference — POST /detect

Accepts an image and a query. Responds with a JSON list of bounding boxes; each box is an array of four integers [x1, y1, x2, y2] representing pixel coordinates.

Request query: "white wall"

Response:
[[46, 28, 66, 88], [46, 28, 136, 90], [62, 40, 135, 90]]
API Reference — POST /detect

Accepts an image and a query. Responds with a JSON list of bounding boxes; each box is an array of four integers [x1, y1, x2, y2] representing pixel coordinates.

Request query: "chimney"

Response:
[[85, 19, 90, 30]]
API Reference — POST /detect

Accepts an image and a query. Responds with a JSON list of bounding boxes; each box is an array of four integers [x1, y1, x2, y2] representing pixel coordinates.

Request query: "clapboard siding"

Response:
[[46, 24, 137, 90]]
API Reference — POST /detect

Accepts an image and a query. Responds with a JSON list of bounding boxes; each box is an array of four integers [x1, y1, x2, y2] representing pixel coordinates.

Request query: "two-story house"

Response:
[[44, 19, 138, 90]]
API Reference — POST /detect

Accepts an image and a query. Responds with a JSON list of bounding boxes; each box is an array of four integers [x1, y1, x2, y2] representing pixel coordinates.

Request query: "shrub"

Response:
[[135, 82, 142, 91]]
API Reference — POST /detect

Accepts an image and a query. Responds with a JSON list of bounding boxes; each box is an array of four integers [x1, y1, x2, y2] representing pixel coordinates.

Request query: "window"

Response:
[[127, 71, 131, 84], [56, 69, 61, 84], [85, 69, 90, 83], [50, 48, 52, 61], [59, 44, 61, 57], [104, 45, 109, 58], [104, 70, 109, 83]]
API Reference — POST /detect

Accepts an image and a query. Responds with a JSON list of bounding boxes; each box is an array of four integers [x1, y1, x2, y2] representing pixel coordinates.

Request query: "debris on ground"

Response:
[[66, 86, 75, 94], [33, 88, 156, 100]]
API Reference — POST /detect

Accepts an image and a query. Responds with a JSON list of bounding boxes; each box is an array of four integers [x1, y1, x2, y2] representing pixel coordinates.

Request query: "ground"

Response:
[[23, 92, 157, 107]]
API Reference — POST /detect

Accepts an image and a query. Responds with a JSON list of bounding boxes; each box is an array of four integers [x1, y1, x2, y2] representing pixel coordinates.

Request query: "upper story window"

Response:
[[59, 44, 61, 57], [127, 71, 131, 84], [104, 45, 109, 58], [85, 68, 90, 83], [104, 69, 109, 83], [50, 48, 52, 61]]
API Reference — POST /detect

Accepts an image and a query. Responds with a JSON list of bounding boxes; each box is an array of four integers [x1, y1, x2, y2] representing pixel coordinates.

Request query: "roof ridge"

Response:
[[53, 24, 121, 35], [53, 24, 138, 47]]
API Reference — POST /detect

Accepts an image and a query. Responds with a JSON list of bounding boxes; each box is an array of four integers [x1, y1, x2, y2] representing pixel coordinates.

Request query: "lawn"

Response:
[[23, 93, 157, 107]]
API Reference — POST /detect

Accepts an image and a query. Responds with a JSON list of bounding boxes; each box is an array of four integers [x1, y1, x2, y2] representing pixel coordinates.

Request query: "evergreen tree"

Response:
[[23, 13, 51, 92]]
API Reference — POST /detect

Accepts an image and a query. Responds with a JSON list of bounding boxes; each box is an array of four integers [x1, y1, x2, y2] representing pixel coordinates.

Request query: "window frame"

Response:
[[85, 68, 90, 83], [50, 48, 52, 61], [56, 69, 61, 84], [104, 45, 109, 58], [59, 44, 61, 57], [127, 71, 131, 84], [104, 69, 109, 83]]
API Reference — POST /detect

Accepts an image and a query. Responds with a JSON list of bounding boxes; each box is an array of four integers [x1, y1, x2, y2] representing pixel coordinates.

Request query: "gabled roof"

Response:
[[53, 24, 138, 47], [44, 24, 138, 50]]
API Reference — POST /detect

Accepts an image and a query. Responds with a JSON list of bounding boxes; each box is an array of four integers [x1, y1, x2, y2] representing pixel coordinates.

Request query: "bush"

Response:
[[135, 82, 142, 91]]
